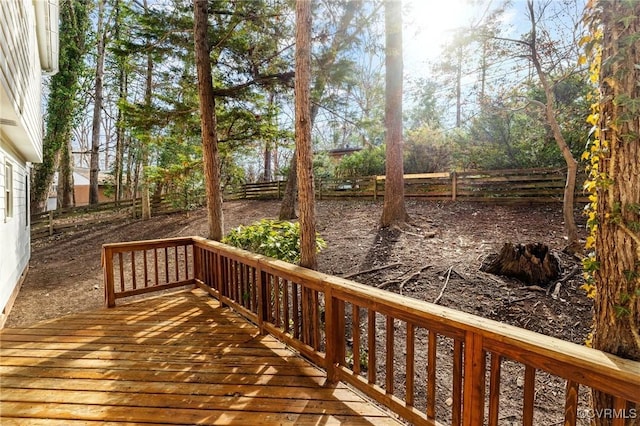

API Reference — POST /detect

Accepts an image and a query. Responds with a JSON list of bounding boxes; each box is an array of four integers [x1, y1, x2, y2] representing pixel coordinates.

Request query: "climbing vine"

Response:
[[581, 0, 640, 360], [579, 21, 602, 304]]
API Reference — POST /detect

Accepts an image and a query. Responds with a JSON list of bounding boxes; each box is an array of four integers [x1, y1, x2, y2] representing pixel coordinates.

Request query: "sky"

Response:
[[403, 0, 519, 74]]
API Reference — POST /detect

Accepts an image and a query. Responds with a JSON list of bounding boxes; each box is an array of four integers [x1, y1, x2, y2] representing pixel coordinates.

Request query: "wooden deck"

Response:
[[0, 289, 402, 425]]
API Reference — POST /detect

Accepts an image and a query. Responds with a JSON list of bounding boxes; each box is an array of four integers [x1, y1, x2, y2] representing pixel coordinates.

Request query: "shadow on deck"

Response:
[[0, 289, 401, 425]]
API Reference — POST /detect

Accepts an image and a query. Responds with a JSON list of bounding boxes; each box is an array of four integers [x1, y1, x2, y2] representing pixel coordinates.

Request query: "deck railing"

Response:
[[103, 237, 640, 426]]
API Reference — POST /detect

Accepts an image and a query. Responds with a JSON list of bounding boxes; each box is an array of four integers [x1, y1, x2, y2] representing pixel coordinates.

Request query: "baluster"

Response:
[[143, 249, 148, 288], [427, 331, 437, 419], [406, 323, 415, 406], [174, 245, 179, 281], [292, 282, 300, 339], [131, 251, 137, 289], [352, 305, 361, 375], [283, 279, 290, 333], [523, 365, 536, 426], [153, 248, 159, 286], [367, 310, 376, 384], [563, 380, 578, 426], [488, 354, 503, 426], [118, 252, 124, 292], [385, 315, 394, 394], [452, 339, 463, 426]]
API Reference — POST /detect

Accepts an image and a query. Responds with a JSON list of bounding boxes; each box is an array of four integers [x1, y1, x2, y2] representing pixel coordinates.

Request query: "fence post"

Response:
[[48, 211, 54, 236], [373, 176, 378, 201], [277, 180, 282, 199], [102, 246, 116, 308], [462, 332, 485, 425], [451, 171, 458, 201], [243, 183, 247, 199]]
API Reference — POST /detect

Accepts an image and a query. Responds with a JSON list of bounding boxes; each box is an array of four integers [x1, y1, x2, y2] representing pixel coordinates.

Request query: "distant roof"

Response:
[[327, 147, 362, 157]]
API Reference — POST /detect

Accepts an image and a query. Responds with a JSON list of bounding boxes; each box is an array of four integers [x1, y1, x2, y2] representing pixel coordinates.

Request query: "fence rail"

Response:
[[226, 168, 588, 203], [103, 236, 640, 426], [30, 197, 182, 239]]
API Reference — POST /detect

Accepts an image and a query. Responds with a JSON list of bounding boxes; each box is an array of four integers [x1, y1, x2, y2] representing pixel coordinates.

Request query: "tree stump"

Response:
[[481, 243, 560, 286]]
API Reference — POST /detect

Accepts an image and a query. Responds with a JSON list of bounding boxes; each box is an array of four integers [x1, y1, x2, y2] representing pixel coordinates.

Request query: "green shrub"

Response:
[[222, 219, 326, 264]]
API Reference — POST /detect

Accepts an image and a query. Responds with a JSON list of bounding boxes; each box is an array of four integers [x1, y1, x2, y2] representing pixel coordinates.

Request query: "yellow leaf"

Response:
[[579, 35, 591, 46], [578, 55, 587, 65], [581, 151, 590, 161]]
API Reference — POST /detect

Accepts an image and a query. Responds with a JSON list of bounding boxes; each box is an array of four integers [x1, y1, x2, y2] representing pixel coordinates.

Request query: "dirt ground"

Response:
[[6, 199, 593, 423]]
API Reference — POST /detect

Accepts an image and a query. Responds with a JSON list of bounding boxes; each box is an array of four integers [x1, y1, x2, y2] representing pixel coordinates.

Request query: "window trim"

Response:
[[5, 160, 13, 222]]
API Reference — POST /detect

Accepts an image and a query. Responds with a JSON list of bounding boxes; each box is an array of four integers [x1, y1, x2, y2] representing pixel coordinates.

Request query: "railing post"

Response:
[[102, 246, 116, 308], [463, 332, 486, 426], [325, 287, 345, 383]]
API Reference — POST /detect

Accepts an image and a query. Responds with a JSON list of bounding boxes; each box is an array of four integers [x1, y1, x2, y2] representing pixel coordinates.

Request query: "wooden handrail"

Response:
[[102, 237, 197, 307], [103, 236, 640, 425]]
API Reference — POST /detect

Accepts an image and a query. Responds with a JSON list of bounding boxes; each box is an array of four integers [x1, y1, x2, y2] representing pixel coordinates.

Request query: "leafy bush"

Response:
[[222, 219, 326, 264], [335, 145, 386, 178]]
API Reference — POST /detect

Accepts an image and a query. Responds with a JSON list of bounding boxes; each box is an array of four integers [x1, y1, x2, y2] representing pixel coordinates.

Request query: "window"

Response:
[[5, 162, 13, 220]]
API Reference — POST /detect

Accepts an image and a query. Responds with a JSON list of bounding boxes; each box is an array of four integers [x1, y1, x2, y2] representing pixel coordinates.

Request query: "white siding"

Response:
[[0, 0, 43, 162], [0, 143, 30, 316]]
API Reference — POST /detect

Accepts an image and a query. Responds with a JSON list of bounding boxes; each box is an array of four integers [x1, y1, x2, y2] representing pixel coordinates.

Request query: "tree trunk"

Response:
[[194, 0, 224, 240], [57, 138, 75, 209], [592, 2, 640, 423], [278, 1, 361, 220], [89, 0, 106, 205], [380, 0, 408, 228], [455, 44, 462, 128], [140, 0, 152, 220], [263, 142, 272, 182], [113, 0, 126, 204], [526, 0, 579, 251], [278, 153, 297, 219], [30, 0, 87, 213], [295, 0, 316, 270]]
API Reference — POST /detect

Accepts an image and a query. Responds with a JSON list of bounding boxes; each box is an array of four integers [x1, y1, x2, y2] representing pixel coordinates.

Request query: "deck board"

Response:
[[0, 289, 401, 425]]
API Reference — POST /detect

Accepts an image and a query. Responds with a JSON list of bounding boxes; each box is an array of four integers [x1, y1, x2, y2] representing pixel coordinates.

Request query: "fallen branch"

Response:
[[342, 262, 402, 279], [433, 266, 453, 304], [378, 264, 431, 292], [477, 270, 509, 287], [509, 294, 536, 304], [518, 285, 547, 292], [551, 282, 562, 300], [399, 264, 432, 294], [544, 265, 580, 298]]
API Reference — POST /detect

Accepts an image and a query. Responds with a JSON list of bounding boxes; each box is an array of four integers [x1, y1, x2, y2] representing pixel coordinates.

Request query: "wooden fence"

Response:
[[30, 197, 181, 239], [103, 236, 640, 426], [226, 168, 588, 203]]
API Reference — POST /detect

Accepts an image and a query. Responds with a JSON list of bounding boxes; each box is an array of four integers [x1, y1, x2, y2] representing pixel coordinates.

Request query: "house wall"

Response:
[[0, 0, 57, 326], [74, 185, 113, 206], [0, 137, 30, 326], [0, 0, 44, 163]]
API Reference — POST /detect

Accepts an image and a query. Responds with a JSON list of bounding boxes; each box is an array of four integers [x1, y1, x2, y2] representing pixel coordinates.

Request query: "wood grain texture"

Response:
[[0, 289, 400, 425]]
